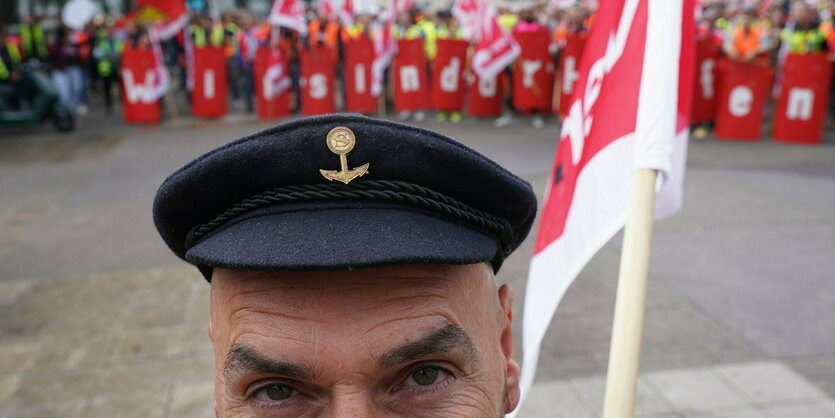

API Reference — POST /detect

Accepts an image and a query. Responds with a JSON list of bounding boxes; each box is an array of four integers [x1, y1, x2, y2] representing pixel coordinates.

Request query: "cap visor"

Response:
[[185, 206, 498, 272]]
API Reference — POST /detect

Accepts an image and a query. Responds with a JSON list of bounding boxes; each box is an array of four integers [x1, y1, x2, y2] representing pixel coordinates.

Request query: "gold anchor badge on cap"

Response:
[[320, 127, 370, 184]]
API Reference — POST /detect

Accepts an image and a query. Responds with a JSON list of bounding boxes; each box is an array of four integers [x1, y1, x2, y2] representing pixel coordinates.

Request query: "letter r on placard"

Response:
[[522, 60, 542, 88], [400, 65, 420, 92], [786, 88, 813, 121]]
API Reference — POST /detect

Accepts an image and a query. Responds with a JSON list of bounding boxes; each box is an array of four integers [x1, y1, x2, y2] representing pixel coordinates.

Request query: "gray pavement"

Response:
[[0, 112, 834, 417]]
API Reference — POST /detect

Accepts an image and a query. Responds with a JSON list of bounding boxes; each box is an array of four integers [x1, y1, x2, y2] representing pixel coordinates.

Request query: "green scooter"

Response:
[[0, 62, 75, 132]]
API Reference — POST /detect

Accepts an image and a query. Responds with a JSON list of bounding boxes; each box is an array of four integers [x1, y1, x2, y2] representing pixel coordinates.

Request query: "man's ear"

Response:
[[498, 284, 521, 414]]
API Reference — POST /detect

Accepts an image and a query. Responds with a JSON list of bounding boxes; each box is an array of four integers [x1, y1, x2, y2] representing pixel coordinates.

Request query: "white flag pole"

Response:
[[601, 167, 657, 418]]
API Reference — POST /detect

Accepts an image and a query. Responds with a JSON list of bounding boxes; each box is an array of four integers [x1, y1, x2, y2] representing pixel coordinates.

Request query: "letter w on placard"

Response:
[[122, 69, 157, 104]]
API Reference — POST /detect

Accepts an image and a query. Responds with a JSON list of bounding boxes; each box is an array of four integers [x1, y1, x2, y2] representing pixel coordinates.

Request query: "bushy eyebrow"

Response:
[[378, 323, 479, 369], [223, 344, 316, 385]]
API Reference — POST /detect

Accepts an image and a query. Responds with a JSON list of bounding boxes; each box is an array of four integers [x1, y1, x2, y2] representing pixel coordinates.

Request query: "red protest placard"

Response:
[[772, 53, 833, 144], [392, 38, 430, 112], [192, 47, 227, 118]]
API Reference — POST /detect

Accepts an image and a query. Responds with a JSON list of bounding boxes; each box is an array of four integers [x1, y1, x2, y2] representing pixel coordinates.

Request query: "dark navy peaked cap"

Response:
[[153, 114, 537, 281]]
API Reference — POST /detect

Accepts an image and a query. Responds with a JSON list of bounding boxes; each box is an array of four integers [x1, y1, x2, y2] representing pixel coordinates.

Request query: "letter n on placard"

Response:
[[400, 65, 420, 92], [786, 88, 813, 121]]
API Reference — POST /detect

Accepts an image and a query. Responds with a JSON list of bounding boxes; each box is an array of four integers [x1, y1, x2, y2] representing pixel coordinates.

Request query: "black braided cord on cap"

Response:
[[186, 180, 516, 256]]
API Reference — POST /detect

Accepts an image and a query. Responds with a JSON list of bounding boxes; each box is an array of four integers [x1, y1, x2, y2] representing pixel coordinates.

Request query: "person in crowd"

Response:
[[19, 15, 48, 62], [0, 26, 23, 110], [92, 24, 122, 114], [49, 25, 85, 115], [722, 5, 775, 65], [236, 11, 260, 113], [779, 0, 827, 57], [221, 11, 244, 109]]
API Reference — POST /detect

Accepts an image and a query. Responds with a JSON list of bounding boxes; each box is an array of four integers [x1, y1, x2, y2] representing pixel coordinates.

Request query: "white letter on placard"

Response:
[[122, 69, 156, 104], [309, 73, 327, 99], [522, 60, 542, 88], [440, 57, 461, 92], [729, 86, 753, 117], [204, 69, 215, 99], [562, 56, 579, 94], [787, 88, 814, 121], [355, 64, 366, 94], [478, 77, 496, 97], [400, 65, 419, 92], [700, 58, 714, 99]]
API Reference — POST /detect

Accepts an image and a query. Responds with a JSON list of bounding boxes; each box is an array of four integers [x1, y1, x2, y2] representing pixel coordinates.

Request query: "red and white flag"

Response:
[[147, 27, 169, 102], [452, 0, 520, 80], [264, 48, 292, 99], [339, 0, 355, 26], [269, 0, 309, 35], [371, 0, 398, 96], [134, 0, 188, 40], [393, 0, 414, 12], [514, 0, 695, 411]]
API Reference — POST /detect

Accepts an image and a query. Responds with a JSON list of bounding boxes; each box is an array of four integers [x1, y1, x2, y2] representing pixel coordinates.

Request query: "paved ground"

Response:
[[0, 109, 833, 417]]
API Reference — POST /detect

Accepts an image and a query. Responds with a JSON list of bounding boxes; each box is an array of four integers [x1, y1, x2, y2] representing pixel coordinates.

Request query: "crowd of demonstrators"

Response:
[[694, 0, 835, 139], [2, 0, 835, 132]]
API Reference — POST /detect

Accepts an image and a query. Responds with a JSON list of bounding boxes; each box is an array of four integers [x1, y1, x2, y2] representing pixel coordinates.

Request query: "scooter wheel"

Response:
[[53, 112, 75, 132]]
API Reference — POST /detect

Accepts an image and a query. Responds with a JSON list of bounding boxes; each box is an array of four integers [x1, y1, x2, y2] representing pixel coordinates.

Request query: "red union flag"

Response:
[[514, 0, 695, 411], [133, 0, 188, 39], [269, 0, 308, 35], [453, 0, 520, 80]]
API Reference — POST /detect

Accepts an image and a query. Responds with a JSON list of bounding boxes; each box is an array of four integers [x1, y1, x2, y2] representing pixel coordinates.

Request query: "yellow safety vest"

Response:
[[1, 44, 21, 80], [781, 28, 826, 54], [20, 24, 47, 59]]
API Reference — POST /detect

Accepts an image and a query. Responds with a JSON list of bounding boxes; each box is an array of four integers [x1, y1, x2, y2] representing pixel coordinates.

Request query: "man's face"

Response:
[[209, 264, 520, 417]]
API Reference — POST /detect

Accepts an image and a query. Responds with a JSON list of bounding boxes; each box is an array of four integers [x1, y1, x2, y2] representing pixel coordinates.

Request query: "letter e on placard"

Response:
[[729, 86, 753, 117], [478, 77, 496, 97]]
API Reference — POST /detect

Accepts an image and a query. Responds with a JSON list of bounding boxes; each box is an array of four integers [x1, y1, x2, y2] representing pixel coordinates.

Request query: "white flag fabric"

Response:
[[512, 0, 695, 414]]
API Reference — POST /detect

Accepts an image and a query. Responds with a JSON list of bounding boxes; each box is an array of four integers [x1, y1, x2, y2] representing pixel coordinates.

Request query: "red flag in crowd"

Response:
[[133, 0, 188, 39], [320, 0, 336, 20], [452, 0, 520, 80], [371, 1, 398, 96], [514, 0, 695, 411], [147, 27, 169, 102], [269, 0, 309, 35], [339, 0, 355, 27], [264, 48, 292, 99], [394, 0, 414, 13]]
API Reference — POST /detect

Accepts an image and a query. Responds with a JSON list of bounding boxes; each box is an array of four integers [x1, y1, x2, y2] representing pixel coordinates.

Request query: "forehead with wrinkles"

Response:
[[209, 264, 497, 340]]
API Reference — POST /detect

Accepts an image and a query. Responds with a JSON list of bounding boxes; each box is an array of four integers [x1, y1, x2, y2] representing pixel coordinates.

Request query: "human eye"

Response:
[[398, 365, 455, 393], [251, 382, 296, 402], [247, 381, 306, 411]]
